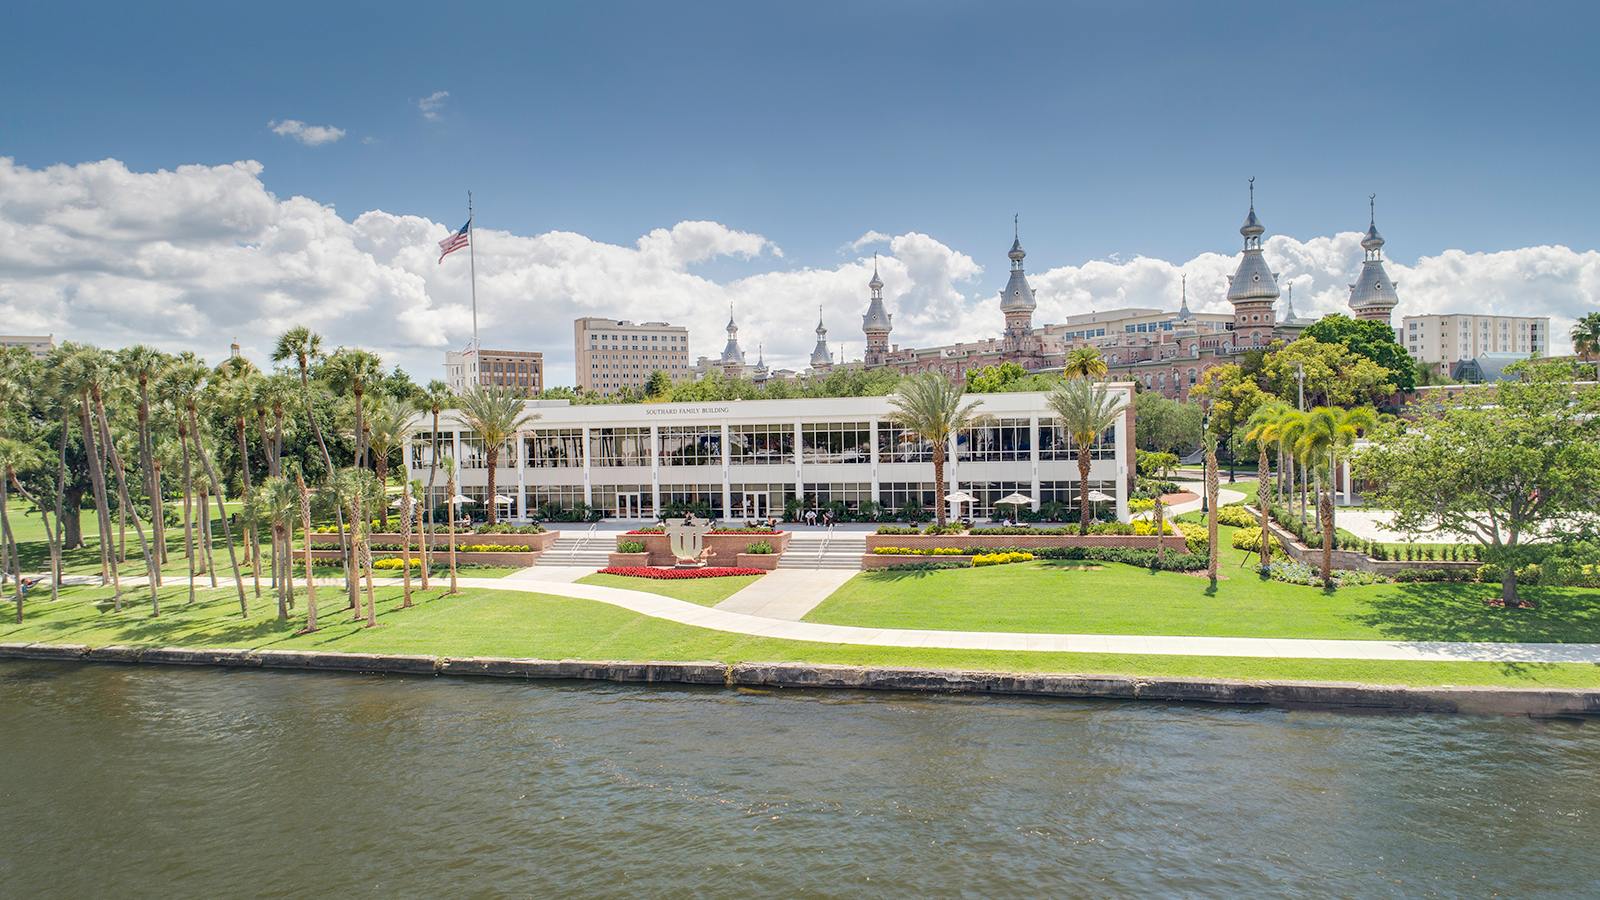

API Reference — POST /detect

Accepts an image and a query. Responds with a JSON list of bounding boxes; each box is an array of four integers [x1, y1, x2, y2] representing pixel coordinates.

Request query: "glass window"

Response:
[[527, 428, 584, 468], [877, 482, 937, 514], [803, 482, 873, 512], [877, 422, 933, 463], [729, 424, 794, 465], [524, 484, 586, 516], [659, 426, 721, 466], [588, 427, 651, 467], [801, 422, 871, 464], [957, 418, 1031, 462], [1039, 418, 1115, 460], [410, 431, 451, 469], [458, 430, 486, 469], [660, 483, 723, 517]]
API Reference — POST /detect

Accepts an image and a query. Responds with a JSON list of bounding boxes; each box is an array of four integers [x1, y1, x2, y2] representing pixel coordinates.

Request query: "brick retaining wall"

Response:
[[864, 533, 1188, 554]]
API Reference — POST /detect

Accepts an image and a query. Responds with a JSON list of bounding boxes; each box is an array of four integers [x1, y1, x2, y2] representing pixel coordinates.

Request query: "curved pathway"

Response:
[[451, 575, 1600, 665]]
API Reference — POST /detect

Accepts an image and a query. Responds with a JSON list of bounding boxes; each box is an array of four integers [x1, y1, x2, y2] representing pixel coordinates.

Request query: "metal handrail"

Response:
[[568, 521, 599, 565], [815, 524, 833, 569]]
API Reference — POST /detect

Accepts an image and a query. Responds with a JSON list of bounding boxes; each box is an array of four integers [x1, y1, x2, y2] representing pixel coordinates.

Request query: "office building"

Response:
[[1401, 314, 1549, 368], [445, 348, 545, 396], [575, 318, 691, 398]]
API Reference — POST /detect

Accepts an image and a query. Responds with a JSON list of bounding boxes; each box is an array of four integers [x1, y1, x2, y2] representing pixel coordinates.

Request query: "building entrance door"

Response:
[[617, 492, 644, 519], [742, 492, 769, 519]]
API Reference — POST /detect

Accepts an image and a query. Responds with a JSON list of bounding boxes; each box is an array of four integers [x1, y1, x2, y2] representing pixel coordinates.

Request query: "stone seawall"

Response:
[[3, 643, 1595, 717]]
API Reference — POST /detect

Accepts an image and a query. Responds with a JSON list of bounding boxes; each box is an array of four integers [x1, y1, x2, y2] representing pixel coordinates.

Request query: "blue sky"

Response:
[[2, 1, 1597, 375]]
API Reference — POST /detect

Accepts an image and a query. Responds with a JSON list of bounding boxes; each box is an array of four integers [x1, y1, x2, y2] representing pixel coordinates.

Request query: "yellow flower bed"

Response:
[[871, 547, 968, 556], [372, 558, 423, 570], [971, 551, 1034, 567]]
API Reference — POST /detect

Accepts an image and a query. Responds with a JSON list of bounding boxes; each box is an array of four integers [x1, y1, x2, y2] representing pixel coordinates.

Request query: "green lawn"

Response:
[[3, 499, 100, 544], [804, 560, 1600, 645], [2, 581, 1597, 688], [576, 572, 762, 606]]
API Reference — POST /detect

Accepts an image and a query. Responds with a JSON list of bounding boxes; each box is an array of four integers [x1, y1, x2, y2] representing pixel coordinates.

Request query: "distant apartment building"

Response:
[[0, 334, 55, 359], [1401, 314, 1548, 368], [575, 318, 691, 398], [445, 348, 545, 396]]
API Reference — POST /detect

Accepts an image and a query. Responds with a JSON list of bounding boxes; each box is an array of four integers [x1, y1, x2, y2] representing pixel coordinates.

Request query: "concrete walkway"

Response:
[[441, 575, 1600, 664], [713, 569, 857, 620], [1138, 487, 1247, 518]]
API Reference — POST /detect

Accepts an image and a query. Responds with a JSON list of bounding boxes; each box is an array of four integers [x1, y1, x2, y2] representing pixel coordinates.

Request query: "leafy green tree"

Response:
[[1305, 313, 1418, 393], [1190, 363, 1268, 438], [1134, 393, 1203, 454], [1359, 362, 1600, 605], [964, 362, 1028, 393], [1261, 337, 1396, 408], [454, 385, 542, 524], [0, 437, 42, 622], [884, 374, 991, 528], [1046, 379, 1127, 535], [1571, 312, 1600, 375], [644, 370, 674, 398]]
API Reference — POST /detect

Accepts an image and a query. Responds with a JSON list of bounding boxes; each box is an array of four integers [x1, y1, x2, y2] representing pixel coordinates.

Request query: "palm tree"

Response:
[[1277, 409, 1310, 525], [1151, 493, 1167, 565], [1046, 378, 1127, 535], [59, 346, 117, 593], [294, 470, 319, 633], [416, 379, 453, 587], [4, 440, 60, 607], [1204, 425, 1219, 580], [455, 385, 542, 525], [1063, 346, 1108, 381], [174, 362, 249, 615], [219, 373, 264, 597], [1245, 401, 1292, 571], [117, 345, 169, 569], [272, 326, 355, 606], [259, 475, 300, 619], [1296, 406, 1376, 589], [364, 395, 410, 531], [323, 347, 385, 468], [397, 479, 417, 608], [884, 373, 991, 528], [0, 438, 41, 623], [1570, 312, 1600, 373], [256, 374, 298, 477], [442, 455, 460, 594]]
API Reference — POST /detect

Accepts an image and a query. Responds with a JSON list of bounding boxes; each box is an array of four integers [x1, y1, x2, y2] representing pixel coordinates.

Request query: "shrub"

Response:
[[875, 525, 922, 535], [372, 557, 423, 570], [616, 540, 647, 554], [972, 551, 1034, 567], [923, 523, 966, 536], [1128, 497, 1155, 513], [473, 523, 547, 535], [872, 547, 966, 556], [597, 566, 766, 579], [712, 525, 781, 534], [1215, 505, 1257, 528], [1029, 545, 1208, 572], [1477, 563, 1503, 584], [1230, 527, 1281, 554], [627, 526, 666, 534], [1172, 522, 1209, 555], [1393, 568, 1473, 583], [875, 561, 970, 572], [745, 541, 774, 554]]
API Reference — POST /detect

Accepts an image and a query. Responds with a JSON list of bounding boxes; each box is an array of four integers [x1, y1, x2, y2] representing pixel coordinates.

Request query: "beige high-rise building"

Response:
[[1401, 314, 1549, 368], [0, 335, 55, 359], [575, 318, 691, 398], [445, 348, 544, 396]]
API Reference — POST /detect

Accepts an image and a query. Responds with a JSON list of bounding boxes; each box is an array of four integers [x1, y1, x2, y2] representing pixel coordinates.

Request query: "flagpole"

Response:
[[468, 191, 479, 361]]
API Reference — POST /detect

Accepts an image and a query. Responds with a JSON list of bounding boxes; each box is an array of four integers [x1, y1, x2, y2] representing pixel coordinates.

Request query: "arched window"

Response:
[[1188, 369, 1197, 386]]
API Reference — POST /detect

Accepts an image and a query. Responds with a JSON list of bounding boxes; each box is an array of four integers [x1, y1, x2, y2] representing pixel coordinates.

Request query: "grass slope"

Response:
[[805, 561, 1600, 644], [575, 573, 762, 606], [1, 582, 1598, 689]]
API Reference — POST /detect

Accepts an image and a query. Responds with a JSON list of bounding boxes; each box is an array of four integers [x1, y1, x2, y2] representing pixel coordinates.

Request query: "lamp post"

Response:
[[1200, 412, 1211, 514]]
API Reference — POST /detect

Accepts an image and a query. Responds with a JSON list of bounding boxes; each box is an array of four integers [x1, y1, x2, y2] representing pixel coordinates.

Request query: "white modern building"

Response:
[[404, 389, 1134, 523], [0, 335, 55, 359], [1401, 314, 1549, 367]]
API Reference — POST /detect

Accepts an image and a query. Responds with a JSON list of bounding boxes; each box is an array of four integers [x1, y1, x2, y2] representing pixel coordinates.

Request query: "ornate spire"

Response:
[[1000, 219, 1035, 312], [1176, 273, 1194, 323], [1283, 281, 1296, 320], [1349, 195, 1398, 324], [1226, 179, 1279, 304], [810, 306, 832, 368], [720, 303, 745, 366], [862, 255, 893, 336]]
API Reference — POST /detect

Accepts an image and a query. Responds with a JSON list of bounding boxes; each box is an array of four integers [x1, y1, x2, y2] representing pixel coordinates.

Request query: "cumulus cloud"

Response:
[[848, 231, 892, 251], [0, 156, 1593, 387], [269, 120, 346, 146], [417, 91, 448, 120]]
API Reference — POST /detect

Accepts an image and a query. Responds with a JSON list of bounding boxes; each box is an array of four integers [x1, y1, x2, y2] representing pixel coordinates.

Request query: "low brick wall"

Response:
[[864, 533, 1189, 554], [1254, 510, 1478, 576], [735, 553, 781, 571], [310, 531, 558, 551], [622, 531, 791, 567], [607, 552, 650, 568], [308, 548, 539, 567], [862, 554, 974, 569]]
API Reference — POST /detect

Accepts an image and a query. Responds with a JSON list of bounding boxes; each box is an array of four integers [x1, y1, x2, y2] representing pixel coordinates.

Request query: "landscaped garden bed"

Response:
[[309, 548, 539, 567], [617, 530, 790, 567], [309, 530, 559, 552], [597, 566, 768, 579]]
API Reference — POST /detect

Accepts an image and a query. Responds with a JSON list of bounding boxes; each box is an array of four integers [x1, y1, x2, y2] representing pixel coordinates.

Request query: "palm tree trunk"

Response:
[[484, 446, 499, 526], [1076, 449, 1092, 536], [447, 470, 459, 594], [95, 398, 160, 614], [1257, 447, 1271, 570], [79, 401, 116, 603], [1316, 471, 1332, 589], [2, 476, 20, 624], [9, 474, 56, 612], [399, 489, 414, 608], [152, 458, 167, 568], [932, 445, 947, 529], [297, 473, 319, 632], [297, 360, 356, 610], [178, 425, 197, 603], [235, 416, 261, 599], [423, 414, 439, 591], [199, 488, 217, 585], [52, 413, 68, 601], [377, 455, 390, 531], [1206, 445, 1219, 581], [188, 407, 248, 616], [1153, 496, 1166, 565]]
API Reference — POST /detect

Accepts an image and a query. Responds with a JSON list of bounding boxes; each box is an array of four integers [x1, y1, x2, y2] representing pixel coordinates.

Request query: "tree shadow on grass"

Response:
[[1348, 583, 1600, 644]]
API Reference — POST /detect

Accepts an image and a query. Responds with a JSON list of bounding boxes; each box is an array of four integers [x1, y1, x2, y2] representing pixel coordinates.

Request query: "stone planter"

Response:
[[607, 552, 651, 568], [620, 530, 791, 567], [735, 553, 781, 571]]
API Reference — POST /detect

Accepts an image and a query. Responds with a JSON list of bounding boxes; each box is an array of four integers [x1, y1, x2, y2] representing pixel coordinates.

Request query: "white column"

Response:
[[515, 434, 526, 521], [650, 424, 661, 518], [1341, 458, 1353, 506], [1029, 416, 1041, 512], [869, 419, 880, 511], [793, 420, 804, 511], [946, 432, 959, 521], [720, 422, 731, 519], [581, 427, 593, 508]]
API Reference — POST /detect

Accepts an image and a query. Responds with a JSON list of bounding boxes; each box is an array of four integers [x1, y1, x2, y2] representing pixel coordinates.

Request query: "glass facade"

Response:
[[877, 481, 938, 513], [876, 423, 933, 463], [658, 426, 721, 466], [589, 427, 652, 467], [1039, 419, 1115, 460], [527, 428, 584, 468], [957, 418, 1031, 462], [728, 424, 794, 465], [801, 422, 871, 464], [409, 431, 451, 469]]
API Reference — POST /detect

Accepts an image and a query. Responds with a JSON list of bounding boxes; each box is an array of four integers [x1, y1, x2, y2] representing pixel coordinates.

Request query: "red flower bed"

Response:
[[598, 566, 766, 579], [622, 527, 782, 535]]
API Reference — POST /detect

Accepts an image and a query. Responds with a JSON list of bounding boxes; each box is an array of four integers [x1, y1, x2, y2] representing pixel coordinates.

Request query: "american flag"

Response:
[[437, 218, 471, 263]]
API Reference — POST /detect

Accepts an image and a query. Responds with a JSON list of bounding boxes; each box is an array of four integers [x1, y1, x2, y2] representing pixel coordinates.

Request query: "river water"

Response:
[[1, 661, 1595, 899]]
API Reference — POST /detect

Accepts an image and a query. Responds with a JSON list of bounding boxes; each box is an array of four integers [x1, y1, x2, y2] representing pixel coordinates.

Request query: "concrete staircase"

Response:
[[779, 528, 868, 570], [544, 529, 614, 569]]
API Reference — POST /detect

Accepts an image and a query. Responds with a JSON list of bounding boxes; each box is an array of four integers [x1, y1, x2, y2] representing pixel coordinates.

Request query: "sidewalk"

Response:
[[713, 569, 857, 620]]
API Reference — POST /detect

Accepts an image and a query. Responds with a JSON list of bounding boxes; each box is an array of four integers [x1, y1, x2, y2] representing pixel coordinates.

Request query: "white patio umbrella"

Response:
[[492, 494, 514, 504], [997, 492, 1034, 506], [451, 493, 473, 504], [943, 491, 977, 504], [1086, 489, 1115, 522]]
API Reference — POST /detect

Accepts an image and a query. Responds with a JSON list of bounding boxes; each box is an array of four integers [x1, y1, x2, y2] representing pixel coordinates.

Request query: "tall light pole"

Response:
[[1292, 361, 1306, 411]]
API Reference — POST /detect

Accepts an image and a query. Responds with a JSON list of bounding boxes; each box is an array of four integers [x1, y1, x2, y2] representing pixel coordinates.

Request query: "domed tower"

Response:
[[809, 307, 834, 372], [719, 305, 746, 377], [999, 218, 1041, 357], [1348, 196, 1399, 326], [1224, 180, 1280, 348], [861, 257, 893, 367]]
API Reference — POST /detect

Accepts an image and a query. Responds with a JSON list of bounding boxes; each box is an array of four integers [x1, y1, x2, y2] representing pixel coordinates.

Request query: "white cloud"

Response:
[[268, 119, 346, 146], [848, 230, 892, 251], [0, 156, 1593, 386], [417, 91, 448, 120]]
